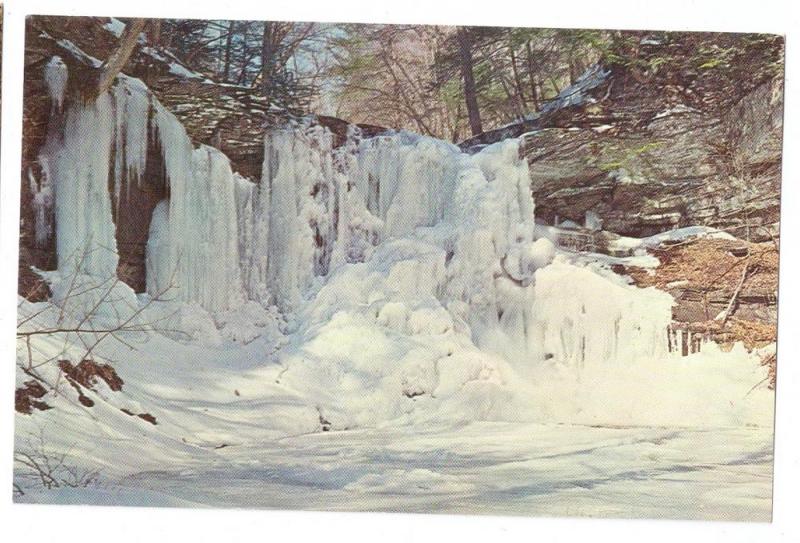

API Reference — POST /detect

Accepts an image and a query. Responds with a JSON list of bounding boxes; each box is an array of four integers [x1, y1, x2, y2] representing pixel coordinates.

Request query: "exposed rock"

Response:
[[15, 381, 52, 415], [465, 33, 784, 242], [57, 359, 124, 392], [55, 359, 125, 409], [137, 413, 158, 425], [522, 76, 782, 241], [120, 407, 157, 425], [17, 248, 51, 302]]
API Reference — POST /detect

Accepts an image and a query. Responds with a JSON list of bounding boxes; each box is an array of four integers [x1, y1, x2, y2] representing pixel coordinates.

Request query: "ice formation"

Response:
[[40, 75, 702, 425], [39, 91, 118, 277], [256, 125, 336, 312], [29, 168, 53, 249], [44, 56, 69, 112], [533, 263, 672, 368], [39, 75, 250, 313], [146, 144, 246, 312], [237, 123, 540, 321], [199, 121, 677, 423]]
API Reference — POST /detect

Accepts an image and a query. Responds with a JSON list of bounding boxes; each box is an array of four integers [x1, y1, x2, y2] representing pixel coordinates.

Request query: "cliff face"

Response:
[[456, 33, 783, 241], [514, 41, 783, 334], [523, 75, 783, 240], [22, 18, 163, 295], [477, 32, 785, 242]]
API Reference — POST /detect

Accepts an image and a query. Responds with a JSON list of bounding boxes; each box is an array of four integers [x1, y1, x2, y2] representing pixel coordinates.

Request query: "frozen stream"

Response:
[[107, 422, 772, 520]]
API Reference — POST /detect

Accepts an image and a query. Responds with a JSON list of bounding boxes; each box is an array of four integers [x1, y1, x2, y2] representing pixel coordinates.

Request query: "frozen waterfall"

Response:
[[41, 71, 673, 387]]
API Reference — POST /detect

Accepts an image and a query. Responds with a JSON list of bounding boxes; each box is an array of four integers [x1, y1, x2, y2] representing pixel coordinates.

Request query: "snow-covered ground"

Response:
[[18, 421, 773, 521], [14, 291, 774, 519]]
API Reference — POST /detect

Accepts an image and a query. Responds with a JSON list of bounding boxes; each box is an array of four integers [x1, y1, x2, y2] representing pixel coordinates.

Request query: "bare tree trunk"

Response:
[[509, 44, 528, 111], [150, 20, 161, 48], [549, 75, 561, 98], [456, 27, 483, 136], [717, 259, 751, 326], [525, 42, 540, 111], [499, 74, 524, 120], [90, 19, 146, 101], [573, 56, 587, 81], [238, 52, 257, 85], [261, 22, 275, 101], [238, 23, 252, 85], [223, 21, 235, 82]]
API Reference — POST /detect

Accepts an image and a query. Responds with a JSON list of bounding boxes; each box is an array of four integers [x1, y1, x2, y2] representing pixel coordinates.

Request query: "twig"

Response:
[[744, 375, 769, 398], [716, 259, 751, 326]]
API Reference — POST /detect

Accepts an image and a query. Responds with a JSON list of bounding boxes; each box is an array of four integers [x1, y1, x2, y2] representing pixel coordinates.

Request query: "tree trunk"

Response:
[[150, 20, 161, 48], [456, 27, 483, 136], [525, 42, 540, 111], [261, 22, 275, 101], [223, 21, 235, 82], [549, 75, 561, 98], [499, 74, 524, 120], [238, 24, 252, 85], [90, 19, 147, 101], [509, 44, 528, 111]]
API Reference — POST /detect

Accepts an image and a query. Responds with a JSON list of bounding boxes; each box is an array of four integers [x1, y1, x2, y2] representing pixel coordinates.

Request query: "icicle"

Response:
[[233, 173, 257, 296], [111, 76, 151, 209], [29, 168, 53, 248], [145, 199, 171, 297], [190, 145, 246, 311], [263, 128, 317, 313], [532, 262, 673, 368], [44, 56, 68, 112], [40, 75, 259, 313], [145, 139, 247, 312]]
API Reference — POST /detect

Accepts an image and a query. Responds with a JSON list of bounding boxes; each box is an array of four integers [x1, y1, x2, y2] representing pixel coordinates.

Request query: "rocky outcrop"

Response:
[[466, 33, 784, 242], [522, 76, 783, 241]]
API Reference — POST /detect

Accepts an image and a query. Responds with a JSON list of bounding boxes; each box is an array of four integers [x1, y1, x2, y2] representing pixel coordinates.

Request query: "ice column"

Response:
[[40, 92, 118, 278]]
